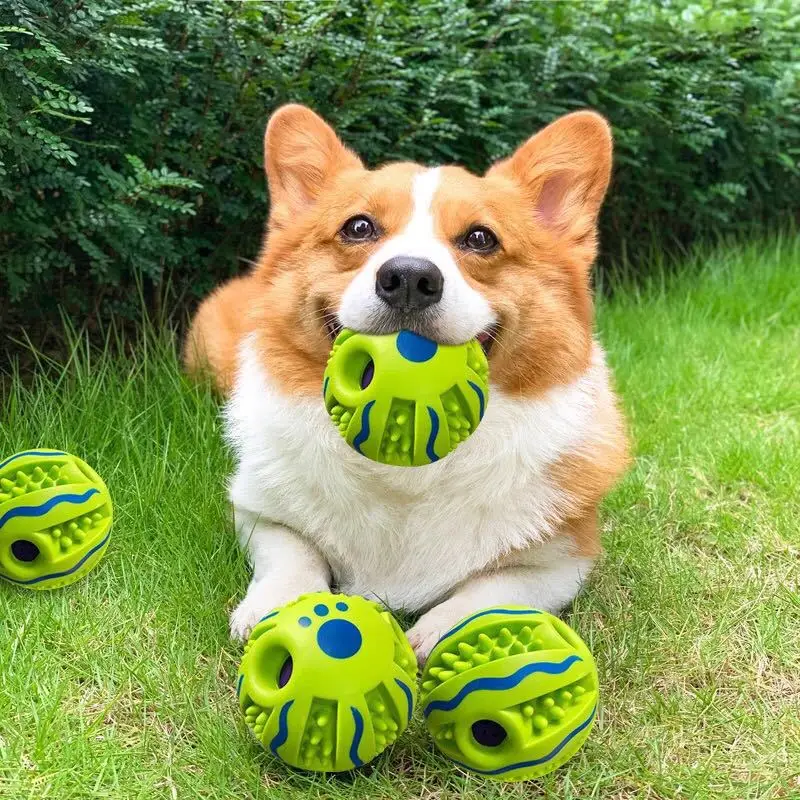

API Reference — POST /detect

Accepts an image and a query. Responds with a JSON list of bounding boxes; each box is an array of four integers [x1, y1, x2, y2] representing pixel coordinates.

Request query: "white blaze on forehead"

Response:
[[406, 167, 440, 239], [337, 167, 496, 343], [369, 167, 442, 260]]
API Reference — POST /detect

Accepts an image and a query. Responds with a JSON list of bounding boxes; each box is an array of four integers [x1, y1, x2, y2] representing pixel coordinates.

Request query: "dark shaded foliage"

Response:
[[1, 0, 798, 347]]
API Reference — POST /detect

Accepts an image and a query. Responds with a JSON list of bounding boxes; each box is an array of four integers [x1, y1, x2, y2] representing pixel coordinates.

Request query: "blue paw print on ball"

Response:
[[297, 600, 363, 659]]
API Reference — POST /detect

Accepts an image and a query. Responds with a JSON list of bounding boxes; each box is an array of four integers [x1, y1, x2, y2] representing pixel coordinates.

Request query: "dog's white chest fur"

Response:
[[225, 336, 605, 611]]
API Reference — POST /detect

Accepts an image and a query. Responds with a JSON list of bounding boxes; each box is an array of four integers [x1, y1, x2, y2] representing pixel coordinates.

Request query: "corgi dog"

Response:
[[185, 104, 629, 661]]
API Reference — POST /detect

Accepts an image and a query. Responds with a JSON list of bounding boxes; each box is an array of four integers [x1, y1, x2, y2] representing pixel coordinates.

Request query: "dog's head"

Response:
[[252, 104, 612, 396]]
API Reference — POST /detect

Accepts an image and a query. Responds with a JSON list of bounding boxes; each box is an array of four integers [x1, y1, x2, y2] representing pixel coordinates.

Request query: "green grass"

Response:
[[1, 234, 799, 799]]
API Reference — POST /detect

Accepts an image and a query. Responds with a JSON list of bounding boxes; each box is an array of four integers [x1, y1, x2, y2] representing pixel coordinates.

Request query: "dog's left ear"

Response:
[[265, 104, 363, 231], [488, 111, 612, 254]]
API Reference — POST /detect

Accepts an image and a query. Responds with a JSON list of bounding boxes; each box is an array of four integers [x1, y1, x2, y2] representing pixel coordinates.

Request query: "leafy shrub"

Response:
[[1, 0, 798, 345]]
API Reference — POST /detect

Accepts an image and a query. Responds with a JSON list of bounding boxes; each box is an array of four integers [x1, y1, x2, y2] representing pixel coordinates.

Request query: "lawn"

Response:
[[1, 235, 798, 800]]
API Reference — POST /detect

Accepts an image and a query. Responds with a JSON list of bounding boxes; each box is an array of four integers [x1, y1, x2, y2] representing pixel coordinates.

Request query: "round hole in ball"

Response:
[[256, 645, 292, 692], [277, 655, 293, 688], [471, 719, 507, 747], [11, 540, 40, 563], [360, 358, 375, 389]]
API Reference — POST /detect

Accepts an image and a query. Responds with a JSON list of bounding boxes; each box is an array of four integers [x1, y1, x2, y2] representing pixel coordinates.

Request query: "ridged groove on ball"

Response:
[[465, 340, 489, 386], [0, 450, 112, 589], [422, 611, 580, 693], [237, 592, 418, 772], [0, 460, 72, 503], [420, 607, 598, 782], [378, 400, 415, 465]]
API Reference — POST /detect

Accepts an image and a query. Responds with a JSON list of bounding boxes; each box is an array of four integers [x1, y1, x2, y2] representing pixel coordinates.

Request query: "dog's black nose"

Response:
[[375, 256, 443, 311]]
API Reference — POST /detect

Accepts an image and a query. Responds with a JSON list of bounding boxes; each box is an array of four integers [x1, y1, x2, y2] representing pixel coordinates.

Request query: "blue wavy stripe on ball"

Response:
[[468, 380, 486, 420], [423, 655, 583, 717], [349, 706, 365, 767], [396, 330, 438, 362], [395, 678, 414, 723], [236, 673, 244, 699], [0, 529, 110, 586], [448, 704, 597, 776], [269, 700, 294, 758], [436, 607, 542, 647], [0, 450, 67, 472], [322, 376, 330, 398], [0, 487, 100, 530], [425, 407, 440, 462], [352, 400, 375, 455]]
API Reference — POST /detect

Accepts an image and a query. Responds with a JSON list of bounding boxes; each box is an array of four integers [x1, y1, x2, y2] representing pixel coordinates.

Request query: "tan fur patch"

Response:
[[549, 390, 631, 556], [184, 274, 259, 394], [559, 511, 602, 558]]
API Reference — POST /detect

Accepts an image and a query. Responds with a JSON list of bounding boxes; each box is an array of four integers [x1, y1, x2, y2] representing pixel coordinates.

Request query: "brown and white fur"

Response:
[[185, 104, 629, 662]]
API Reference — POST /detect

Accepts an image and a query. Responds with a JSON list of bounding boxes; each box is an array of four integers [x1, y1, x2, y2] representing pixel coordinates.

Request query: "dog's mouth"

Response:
[[323, 311, 497, 357], [475, 326, 498, 357], [323, 311, 343, 343]]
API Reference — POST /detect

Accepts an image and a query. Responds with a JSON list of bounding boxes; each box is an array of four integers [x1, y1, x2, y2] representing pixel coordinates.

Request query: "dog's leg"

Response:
[[406, 549, 595, 663], [229, 508, 331, 641]]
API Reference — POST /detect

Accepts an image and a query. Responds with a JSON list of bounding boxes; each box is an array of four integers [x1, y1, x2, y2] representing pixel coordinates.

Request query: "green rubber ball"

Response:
[[237, 592, 418, 772], [323, 329, 489, 467], [420, 607, 599, 782], [0, 449, 113, 589]]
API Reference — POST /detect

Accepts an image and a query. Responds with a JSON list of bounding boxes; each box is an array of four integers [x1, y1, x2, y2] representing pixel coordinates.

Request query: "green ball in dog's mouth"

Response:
[[322, 329, 489, 467]]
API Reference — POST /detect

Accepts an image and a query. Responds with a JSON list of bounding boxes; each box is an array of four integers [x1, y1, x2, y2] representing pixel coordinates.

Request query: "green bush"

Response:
[[1, 0, 798, 343]]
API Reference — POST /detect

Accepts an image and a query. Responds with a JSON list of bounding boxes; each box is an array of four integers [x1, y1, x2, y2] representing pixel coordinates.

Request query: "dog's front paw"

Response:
[[229, 575, 331, 642], [406, 622, 442, 665], [229, 585, 291, 641], [407, 600, 472, 664], [229, 594, 269, 642]]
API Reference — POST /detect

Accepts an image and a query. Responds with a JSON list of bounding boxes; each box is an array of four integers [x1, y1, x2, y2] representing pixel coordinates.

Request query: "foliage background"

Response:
[[1, 0, 798, 350]]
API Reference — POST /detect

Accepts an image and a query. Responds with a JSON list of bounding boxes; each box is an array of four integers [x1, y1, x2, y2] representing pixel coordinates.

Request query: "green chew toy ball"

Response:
[[323, 328, 489, 467], [420, 607, 598, 782], [237, 591, 418, 772], [0, 449, 112, 589]]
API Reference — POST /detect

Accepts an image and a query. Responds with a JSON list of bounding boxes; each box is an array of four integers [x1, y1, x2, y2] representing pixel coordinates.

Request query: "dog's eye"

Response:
[[341, 215, 377, 241], [463, 226, 498, 252]]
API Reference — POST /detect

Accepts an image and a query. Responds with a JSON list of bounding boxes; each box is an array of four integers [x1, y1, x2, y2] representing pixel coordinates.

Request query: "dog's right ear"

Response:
[[264, 104, 363, 231], [486, 111, 612, 266]]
